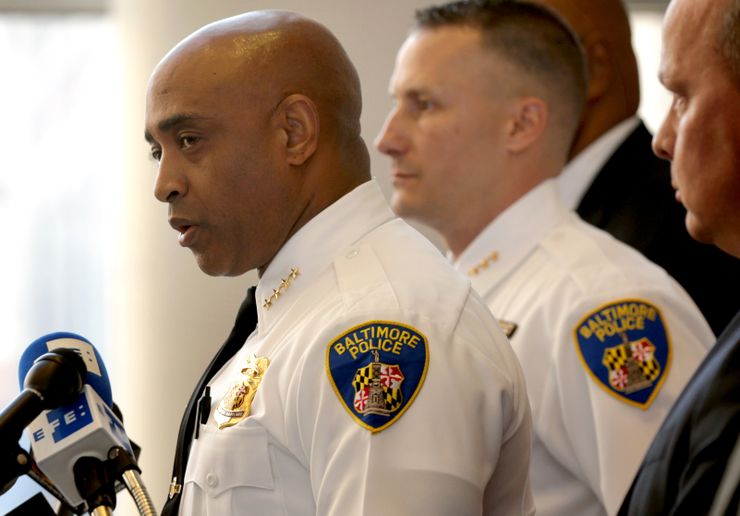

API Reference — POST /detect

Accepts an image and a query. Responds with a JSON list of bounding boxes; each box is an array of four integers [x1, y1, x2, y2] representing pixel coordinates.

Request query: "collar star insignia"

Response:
[[263, 267, 300, 309], [497, 319, 518, 338], [468, 251, 499, 277]]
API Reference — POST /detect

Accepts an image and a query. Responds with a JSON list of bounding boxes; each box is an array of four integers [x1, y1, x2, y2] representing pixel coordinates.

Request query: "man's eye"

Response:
[[150, 147, 162, 162], [179, 135, 199, 150], [416, 99, 433, 111], [673, 94, 687, 114]]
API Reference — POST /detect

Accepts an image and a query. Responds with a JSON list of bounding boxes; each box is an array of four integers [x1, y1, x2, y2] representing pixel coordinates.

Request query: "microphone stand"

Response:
[[107, 447, 156, 516], [72, 447, 156, 516], [0, 440, 31, 495], [0, 388, 47, 493], [73, 457, 116, 516]]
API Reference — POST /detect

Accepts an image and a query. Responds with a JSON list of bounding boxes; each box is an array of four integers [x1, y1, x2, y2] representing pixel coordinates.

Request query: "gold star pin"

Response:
[[468, 251, 499, 277], [263, 267, 300, 309]]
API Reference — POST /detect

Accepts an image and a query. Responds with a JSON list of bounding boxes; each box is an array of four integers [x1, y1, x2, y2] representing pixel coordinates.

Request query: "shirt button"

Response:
[[206, 473, 219, 488], [346, 248, 359, 259]]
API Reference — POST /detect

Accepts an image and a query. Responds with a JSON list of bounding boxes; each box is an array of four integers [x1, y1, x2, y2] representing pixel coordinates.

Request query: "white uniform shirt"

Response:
[[454, 179, 714, 516], [180, 180, 534, 516]]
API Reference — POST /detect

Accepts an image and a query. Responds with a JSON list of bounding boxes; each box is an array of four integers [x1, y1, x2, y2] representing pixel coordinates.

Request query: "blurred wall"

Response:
[[110, 1, 431, 512]]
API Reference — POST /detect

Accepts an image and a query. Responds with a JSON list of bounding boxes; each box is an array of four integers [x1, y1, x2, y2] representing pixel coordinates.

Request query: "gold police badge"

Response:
[[215, 353, 270, 429]]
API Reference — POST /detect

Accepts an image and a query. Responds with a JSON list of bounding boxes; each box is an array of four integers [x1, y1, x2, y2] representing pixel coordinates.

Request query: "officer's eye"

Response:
[[179, 135, 199, 150]]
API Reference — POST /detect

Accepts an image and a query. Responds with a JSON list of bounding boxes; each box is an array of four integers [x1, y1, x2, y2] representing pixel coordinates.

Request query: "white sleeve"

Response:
[[290, 297, 534, 516], [556, 292, 713, 514]]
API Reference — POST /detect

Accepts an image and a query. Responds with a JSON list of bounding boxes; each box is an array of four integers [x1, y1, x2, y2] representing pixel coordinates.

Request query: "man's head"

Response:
[[528, 0, 640, 158], [652, 0, 740, 257], [375, 0, 586, 255], [144, 10, 369, 277]]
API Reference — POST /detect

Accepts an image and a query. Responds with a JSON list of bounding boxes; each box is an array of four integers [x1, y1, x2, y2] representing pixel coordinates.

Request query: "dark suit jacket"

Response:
[[618, 310, 740, 515], [577, 121, 739, 335]]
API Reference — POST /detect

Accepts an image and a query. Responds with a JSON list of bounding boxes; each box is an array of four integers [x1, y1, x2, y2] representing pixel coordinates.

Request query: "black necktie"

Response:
[[161, 286, 258, 516]]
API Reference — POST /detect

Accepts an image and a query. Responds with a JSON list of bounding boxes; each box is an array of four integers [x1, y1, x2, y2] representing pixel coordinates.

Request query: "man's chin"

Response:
[[195, 254, 235, 277], [391, 192, 439, 227], [390, 191, 416, 218], [685, 213, 716, 246]]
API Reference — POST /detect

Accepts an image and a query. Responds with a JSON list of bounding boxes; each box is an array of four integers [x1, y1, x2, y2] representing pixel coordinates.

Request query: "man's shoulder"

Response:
[[335, 218, 470, 307], [319, 218, 509, 349], [539, 214, 674, 292], [671, 313, 740, 419], [618, 312, 740, 516], [533, 216, 714, 353], [293, 218, 515, 387]]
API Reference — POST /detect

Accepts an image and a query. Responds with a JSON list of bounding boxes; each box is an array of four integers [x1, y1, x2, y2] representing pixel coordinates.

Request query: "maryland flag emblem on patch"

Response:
[[602, 337, 661, 393], [352, 351, 404, 415], [574, 299, 671, 409], [327, 321, 428, 432]]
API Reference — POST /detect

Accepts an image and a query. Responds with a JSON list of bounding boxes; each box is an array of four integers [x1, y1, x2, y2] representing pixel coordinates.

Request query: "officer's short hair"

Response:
[[414, 0, 588, 134]]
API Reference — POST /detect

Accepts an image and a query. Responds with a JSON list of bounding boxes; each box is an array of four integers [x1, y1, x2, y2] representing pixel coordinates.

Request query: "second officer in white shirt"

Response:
[[375, 1, 715, 515]]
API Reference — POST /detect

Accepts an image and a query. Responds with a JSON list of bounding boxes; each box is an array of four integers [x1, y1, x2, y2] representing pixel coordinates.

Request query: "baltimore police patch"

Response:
[[326, 321, 429, 432], [574, 299, 671, 409]]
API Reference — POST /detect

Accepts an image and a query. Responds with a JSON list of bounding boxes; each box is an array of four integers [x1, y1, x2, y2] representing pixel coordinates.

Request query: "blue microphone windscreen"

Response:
[[18, 332, 113, 407]]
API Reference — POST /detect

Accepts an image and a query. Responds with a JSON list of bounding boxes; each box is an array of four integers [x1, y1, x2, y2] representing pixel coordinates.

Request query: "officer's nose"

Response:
[[153, 152, 187, 203], [375, 107, 409, 158]]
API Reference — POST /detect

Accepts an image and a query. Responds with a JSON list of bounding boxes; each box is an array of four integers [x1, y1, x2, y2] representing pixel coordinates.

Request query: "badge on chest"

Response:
[[215, 353, 270, 429]]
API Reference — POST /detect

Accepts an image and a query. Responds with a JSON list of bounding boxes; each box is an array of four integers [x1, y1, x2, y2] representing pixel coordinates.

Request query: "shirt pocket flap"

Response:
[[184, 425, 275, 496]]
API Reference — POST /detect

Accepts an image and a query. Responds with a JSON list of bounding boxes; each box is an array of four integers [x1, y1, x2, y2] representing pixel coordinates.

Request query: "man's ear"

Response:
[[506, 97, 548, 153], [273, 94, 319, 166], [583, 36, 612, 102]]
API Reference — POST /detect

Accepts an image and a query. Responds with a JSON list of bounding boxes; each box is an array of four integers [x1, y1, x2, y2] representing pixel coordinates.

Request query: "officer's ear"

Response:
[[273, 94, 319, 166], [505, 96, 547, 154], [582, 36, 612, 102]]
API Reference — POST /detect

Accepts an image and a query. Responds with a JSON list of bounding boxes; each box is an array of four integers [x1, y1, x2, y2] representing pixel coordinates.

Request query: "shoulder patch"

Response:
[[574, 299, 671, 409], [326, 321, 429, 432]]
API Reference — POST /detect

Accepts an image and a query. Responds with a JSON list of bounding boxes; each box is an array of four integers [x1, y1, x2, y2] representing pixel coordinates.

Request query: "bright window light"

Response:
[[0, 12, 121, 512]]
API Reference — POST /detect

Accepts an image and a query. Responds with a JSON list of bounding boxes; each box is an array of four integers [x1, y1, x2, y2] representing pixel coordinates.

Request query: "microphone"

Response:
[[21, 333, 156, 515], [1, 347, 86, 496], [2, 347, 87, 442], [18, 332, 112, 407]]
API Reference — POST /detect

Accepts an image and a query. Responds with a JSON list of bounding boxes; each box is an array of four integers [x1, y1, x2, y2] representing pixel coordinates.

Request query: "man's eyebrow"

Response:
[[388, 87, 425, 101], [144, 113, 210, 144]]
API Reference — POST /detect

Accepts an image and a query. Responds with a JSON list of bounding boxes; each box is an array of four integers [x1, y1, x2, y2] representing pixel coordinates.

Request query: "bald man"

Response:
[[145, 10, 533, 516], [617, 0, 740, 512], [529, 0, 739, 336]]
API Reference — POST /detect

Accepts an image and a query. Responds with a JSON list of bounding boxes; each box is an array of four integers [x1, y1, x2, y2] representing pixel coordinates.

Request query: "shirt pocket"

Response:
[[184, 424, 276, 514]]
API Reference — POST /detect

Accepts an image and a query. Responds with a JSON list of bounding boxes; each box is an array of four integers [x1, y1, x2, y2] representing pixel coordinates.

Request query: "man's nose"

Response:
[[375, 108, 408, 157], [153, 153, 187, 203]]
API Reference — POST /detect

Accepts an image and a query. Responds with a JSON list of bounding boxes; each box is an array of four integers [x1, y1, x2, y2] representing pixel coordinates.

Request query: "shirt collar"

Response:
[[557, 116, 640, 210], [255, 178, 394, 328], [452, 179, 570, 297]]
